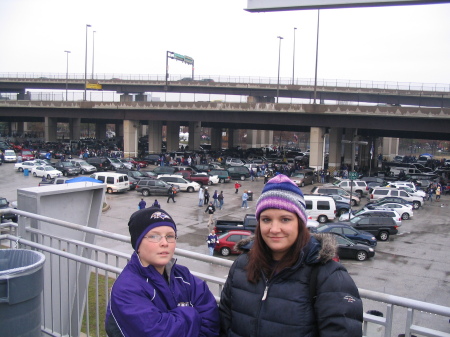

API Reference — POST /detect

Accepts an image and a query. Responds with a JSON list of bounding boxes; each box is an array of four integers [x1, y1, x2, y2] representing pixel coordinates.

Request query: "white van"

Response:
[[90, 172, 129, 193], [3, 149, 17, 163], [369, 187, 422, 209], [304, 195, 337, 223]]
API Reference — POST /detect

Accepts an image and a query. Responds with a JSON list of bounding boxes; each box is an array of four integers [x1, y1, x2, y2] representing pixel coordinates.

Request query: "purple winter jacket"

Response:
[[105, 252, 219, 337]]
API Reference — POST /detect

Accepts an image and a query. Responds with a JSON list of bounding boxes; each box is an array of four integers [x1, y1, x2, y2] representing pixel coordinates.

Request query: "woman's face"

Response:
[[259, 209, 299, 260], [137, 226, 176, 273]]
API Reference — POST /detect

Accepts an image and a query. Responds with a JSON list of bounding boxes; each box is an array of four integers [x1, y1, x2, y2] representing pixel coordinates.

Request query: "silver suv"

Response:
[[69, 159, 97, 175], [333, 179, 368, 198]]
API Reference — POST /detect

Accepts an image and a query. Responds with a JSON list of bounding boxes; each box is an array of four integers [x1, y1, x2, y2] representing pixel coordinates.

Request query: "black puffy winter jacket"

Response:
[[219, 234, 363, 337]]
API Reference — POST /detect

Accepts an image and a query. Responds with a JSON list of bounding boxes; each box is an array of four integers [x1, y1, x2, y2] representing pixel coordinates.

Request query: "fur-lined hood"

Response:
[[234, 233, 338, 264]]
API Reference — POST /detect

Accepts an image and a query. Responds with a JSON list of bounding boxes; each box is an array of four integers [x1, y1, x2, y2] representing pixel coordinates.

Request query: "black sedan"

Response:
[[366, 196, 413, 208], [333, 234, 375, 261], [313, 223, 377, 247]]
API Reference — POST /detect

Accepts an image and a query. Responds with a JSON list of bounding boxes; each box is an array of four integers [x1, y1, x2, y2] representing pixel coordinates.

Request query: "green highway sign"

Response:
[[349, 171, 358, 180]]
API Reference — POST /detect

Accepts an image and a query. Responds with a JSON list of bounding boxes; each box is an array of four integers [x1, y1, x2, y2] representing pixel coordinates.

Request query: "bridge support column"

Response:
[[166, 121, 180, 152], [211, 127, 222, 151], [328, 128, 343, 175], [261, 130, 273, 148], [188, 122, 201, 151], [115, 122, 123, 139], [343, 129, 355, 167], [120, 94, 133, 102], [135, 94, 147, 102], [382, 137, 399, 161], [123, 120, 139, 158], [147, 121, 162, 154], [309, 127, 326, 171], [44, 117, 58, 142], [227, 129, 235, 149], [95, 123, 107, 140], [69, 118, 81, 140]]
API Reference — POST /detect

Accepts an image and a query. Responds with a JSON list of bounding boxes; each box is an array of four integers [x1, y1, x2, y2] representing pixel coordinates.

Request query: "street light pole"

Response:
[[313, 10, 320, 105], [292, 27, 297, 85], [92, 30, 96, 79], [84, 24, 91, 101], [276, 36, 283, 104], [64, 50, 71, 101]]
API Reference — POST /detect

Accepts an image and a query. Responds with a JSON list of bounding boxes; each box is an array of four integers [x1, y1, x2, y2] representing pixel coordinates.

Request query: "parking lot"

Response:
[[2, 162, 450, 333]]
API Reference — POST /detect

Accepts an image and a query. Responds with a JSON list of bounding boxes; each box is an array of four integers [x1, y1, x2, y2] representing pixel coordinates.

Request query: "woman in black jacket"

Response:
[[219, 174, 363, 337]]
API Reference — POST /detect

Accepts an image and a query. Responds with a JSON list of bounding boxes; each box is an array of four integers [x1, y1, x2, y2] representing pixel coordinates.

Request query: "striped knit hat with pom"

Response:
[[255, 174, 307, 225]]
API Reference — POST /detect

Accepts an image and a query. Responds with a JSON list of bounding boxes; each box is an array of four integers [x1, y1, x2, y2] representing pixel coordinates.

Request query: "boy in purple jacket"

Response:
[[105, 207, 219, 336]]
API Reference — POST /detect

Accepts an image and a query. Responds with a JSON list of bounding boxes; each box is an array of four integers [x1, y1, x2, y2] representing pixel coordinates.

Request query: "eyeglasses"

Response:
[[143, 234, 177, 243]]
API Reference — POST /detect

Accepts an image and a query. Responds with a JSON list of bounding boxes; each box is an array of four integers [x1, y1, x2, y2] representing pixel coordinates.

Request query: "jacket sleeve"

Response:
[[187, 274, 220, 337], [109, 280, 204, 337], [314, 262, 363, 337]]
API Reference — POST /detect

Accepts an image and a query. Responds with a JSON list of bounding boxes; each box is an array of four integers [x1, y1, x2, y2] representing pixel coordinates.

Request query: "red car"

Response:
[[20, 149, 35, 161], [214, 230, 252, 256]]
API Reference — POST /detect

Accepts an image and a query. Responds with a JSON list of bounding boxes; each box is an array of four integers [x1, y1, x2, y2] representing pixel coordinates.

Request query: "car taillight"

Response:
[[370, 194, 374, 199], [394, 226, 398, 229]]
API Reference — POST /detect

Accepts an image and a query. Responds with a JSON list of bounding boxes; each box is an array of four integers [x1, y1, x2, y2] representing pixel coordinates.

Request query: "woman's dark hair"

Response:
[[246, 214, 310, 283]]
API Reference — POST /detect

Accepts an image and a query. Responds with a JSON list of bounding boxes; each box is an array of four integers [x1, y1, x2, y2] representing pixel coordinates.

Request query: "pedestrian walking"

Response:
[[204, 202, 216, 227], [241, 190, 249, 209], [151, 199, 160, 208], [426, 184, 434, 202], [436, 186, 441, 201], [204, 187, 210, 205], [218, 191, 224, 210], [212, 190, 219, 207], [167, 185, 176, 203], [206, 229, 219, 256], [234, 182, 241, 194], [198, 187, 205, 207], [138, 198, 146, 210]]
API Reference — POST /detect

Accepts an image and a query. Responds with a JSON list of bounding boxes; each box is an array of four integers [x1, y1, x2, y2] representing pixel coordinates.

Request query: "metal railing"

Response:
[[1, 208, 449, 337], [0, 72, 449, 92]]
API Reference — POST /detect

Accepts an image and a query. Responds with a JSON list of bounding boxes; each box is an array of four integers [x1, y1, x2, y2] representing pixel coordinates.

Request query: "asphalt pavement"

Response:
[[2, 163, 450, 334]]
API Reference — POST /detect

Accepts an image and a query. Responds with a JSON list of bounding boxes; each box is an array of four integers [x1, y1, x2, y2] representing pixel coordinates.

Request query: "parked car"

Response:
[[90, 172, 129, 194], [124, 157, 148, 169], [311, 185, 360, 206], [117, 158, 135, 170], [192, 164, 216, 173], [214, 230, 252, 256], [107, 157, 125, 171], [3, 149, 17, 163], [209, 169, 231, 183], [53, 161, 81, 177], [69, 159, 97, 175], [14, 160, 41, 172], [304, 194, 337, 223], [226, 158, 245, 166], [366, 196, 414, 208], [313, 223, 377, 247], [226, 166, 251, 181], [31, 165, 63, 179], [158, 175, 200, 192], [289, 169, 314, 187], [141, 154, 161, 165], [333, 179, 368, 198], [0, 197, 18, 223], [332, 233, 375, 261], [367, 202, 413, 220], [135, 178, 180, 196], [369, 187, 422, 209], [340, 215, 399, 241], [20, 149, 35, 161], [153, 166, 177, 175], [338, 208, 402, 226], [86, 157, 112, 171]]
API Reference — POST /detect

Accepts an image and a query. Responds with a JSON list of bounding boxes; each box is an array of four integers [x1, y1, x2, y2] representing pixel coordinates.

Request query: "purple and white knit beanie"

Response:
[[255, 174, 307, 225]]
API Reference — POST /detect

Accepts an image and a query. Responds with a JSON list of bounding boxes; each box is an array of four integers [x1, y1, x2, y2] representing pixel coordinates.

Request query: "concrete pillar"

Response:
[[227, 129, 234, 149], [232, 129, 242, 148], [246, 130, 258, 148], [135, 94, 148, 102], [328, 128, 343, 174], [115, 122, 124, 138], [148, 121, 162, 154], [95, 123, 107, 140], [342, 129, 355, 167], [45, 117, 58, 142], [120, 93, 133, 102], [382, 137, 399, 161], [123, 120, 139, 158], [16, 122, 24, 136], [309, 127, 326, 171], [211, 127, 222, 151], [260, 130, 273, 148], [188, 121, 201, 151], [69, 118, 81, 140], [166, 121, 180, 152]]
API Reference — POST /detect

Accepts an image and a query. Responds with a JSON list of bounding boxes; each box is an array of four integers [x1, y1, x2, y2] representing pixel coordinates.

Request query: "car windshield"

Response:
[[109, 158, 121, 163], [22, 151, 32, 155], [78, 161, 89, 165], [0, 199, 7, 207], [44, 166, 55, 171], [62, 162, 74, 167], [316, 224, 330, 232], [291, 173, 305, 178]]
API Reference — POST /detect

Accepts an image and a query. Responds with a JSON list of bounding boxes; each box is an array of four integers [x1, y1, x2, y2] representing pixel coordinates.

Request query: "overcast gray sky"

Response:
[[1, 0, 449, 85]]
